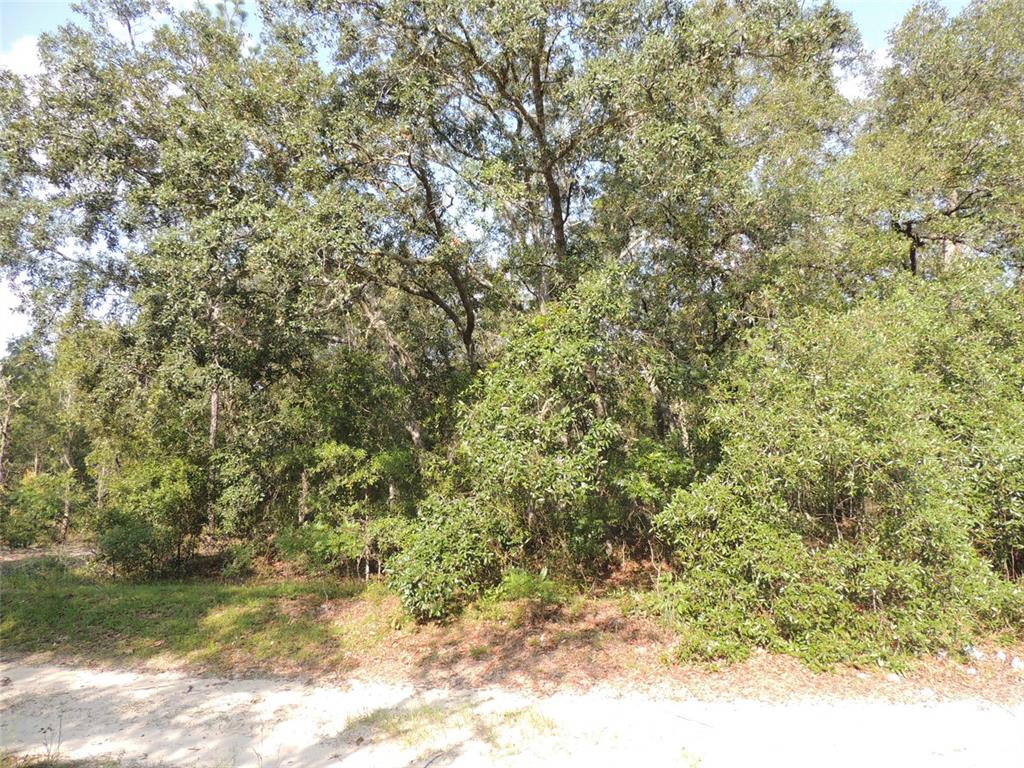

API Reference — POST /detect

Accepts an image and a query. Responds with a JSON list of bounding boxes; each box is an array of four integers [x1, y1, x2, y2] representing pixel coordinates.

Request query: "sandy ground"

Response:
[[1, 661, 1022, 767]]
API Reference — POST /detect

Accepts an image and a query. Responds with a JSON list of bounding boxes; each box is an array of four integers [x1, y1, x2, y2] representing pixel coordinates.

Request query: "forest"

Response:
[[1, 0, 1022, 667]]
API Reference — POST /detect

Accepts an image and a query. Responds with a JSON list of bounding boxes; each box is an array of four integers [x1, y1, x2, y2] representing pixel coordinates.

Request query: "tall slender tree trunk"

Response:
[[206, 381, 219, 534], [59, 488, 72, 543], [405, 420, 424, 451], [206, 302, 221, 536], [530, 39, 567, 269], [96, 463, 106, 509], [298, 467, 309, 524], [59, 441, 73, 543], [894, 220, 921, 276], [0, 399, 13, 488]]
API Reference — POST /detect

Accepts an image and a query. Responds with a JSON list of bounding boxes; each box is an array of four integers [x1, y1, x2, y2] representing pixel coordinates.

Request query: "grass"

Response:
[[4, 552, 1021, 709], [468, 643, 492, 659], [2, 556, 624, 678], [346, 701, 465, 746], [342, 700, 556, 752], [0, 554, 637, 683], [0, 556, 401, 674]]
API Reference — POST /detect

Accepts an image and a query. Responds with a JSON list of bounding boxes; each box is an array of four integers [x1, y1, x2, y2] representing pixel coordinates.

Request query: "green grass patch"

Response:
[[470, 567, 574, 626], [340, 700, 557, 753], [0, 557, 378, 672], [345, 701, 462, 746]]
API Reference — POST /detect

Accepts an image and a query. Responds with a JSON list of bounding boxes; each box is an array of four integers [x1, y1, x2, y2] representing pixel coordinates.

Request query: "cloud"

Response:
[[0, 282, 31, 354], [0, 35, 41, 77], [837, 47, 893, 102]]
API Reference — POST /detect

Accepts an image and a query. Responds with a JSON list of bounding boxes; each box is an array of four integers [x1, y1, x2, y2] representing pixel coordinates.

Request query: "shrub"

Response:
[[275, 520, 363, 574], [275, 512, 417, 577], [365, 514, 415, 564], [0, 508, 45, 549], [649, 270, 1024, 666], [222, 540, 257, 579], [488, 567, 565, 605], [96, 514, 177, 576], [645, 570, 772, 663], [455, 267, 683, 573], [94, 457, 204, 576], [1, 471, 80, 548], [390, 497, 523, 620], [213, 452, 266, 538]]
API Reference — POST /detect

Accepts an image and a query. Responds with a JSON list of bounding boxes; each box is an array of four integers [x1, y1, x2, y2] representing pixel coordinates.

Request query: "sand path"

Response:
[[2, 660, 1021, 767]]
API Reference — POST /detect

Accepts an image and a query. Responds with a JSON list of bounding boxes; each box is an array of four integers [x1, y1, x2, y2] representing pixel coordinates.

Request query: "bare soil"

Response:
[[2, 660, 1022, 768]]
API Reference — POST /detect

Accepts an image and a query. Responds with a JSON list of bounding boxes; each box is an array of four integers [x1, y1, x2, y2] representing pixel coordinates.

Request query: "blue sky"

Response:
[[1, 0, 971, 50], [835, 0, 969, 49], [1, 2, 75, 48], [0, 0, 973, 351]]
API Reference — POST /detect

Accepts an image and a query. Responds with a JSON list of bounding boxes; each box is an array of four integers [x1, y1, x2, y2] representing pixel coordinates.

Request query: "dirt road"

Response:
[[1, 660, 1021, 767]]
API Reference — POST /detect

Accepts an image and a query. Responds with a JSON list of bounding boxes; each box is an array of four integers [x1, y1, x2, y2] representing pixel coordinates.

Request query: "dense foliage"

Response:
[[1, 0, 1022, 660], [652, 269, 1024, 664]]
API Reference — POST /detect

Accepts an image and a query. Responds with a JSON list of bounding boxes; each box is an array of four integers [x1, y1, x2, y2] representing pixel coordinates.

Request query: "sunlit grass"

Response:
[[342, 700, 557, 751], [0, 557, 378, 673]]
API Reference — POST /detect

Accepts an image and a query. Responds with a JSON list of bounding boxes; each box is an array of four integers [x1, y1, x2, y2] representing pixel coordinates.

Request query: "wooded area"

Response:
[[1, 0, 1022, 666]]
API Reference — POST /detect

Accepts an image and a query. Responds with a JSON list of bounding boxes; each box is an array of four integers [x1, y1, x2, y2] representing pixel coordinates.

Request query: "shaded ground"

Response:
[[0, 544, 94, 566], [2, 553, 1023, 705], [2, 661, 1022, 768]]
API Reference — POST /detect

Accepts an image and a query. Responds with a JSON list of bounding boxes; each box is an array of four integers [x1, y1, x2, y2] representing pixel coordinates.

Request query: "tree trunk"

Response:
[[530, 41, 567, 269], [206, 301, 222, 536], [59, 490, 71, 543], [0, 400, 12, 488], [894, 220, 920, 276], [298, 467, 309, 524], [59, 443, 73, 543], [96, 462, 107, 509], [405, 420, 425, 451], [206, 381, 219, 533]]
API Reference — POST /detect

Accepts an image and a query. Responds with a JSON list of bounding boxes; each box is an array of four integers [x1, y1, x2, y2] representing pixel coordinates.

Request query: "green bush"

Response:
[[96, 515, 177, 576], [365, 514, 415, 563], [649, 270, 1024, 666], [488, 567, 565, 605], [222, 540, 257, 578], [646, 570, 773, 663], [1, 471, 79, 547], [390, 497, 523, 620], [213, 452, 266, 538], [0, 509, 44, 549], [275, 513, 416, 577], [275, 520, 363, 574], [94, 457, 204, 576], [267, 437, 420, 576], [455, 267, 682, 573]]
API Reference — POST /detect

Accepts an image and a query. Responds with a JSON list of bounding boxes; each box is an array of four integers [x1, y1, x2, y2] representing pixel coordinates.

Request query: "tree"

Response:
[[1, 0, 1021, 664], [842, 0, 1024, 278], [0, 337, 89, 544]]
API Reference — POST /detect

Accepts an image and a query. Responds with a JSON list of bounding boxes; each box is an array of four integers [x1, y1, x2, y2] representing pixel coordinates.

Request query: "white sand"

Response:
[[1, 661, 1021, 767]]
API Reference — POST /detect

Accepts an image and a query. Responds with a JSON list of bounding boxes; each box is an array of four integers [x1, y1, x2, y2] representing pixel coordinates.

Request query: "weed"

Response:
[[468, 644, 491, 660]]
